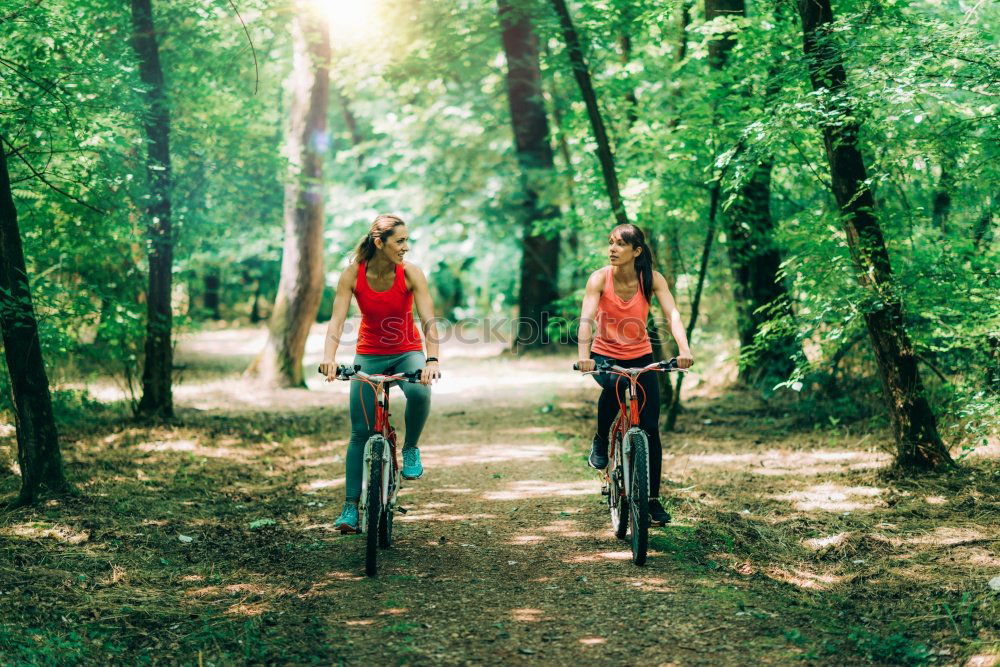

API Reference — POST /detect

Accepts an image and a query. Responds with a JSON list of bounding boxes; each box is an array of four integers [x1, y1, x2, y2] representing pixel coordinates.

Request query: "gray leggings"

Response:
[[345, 351, 431, 501]]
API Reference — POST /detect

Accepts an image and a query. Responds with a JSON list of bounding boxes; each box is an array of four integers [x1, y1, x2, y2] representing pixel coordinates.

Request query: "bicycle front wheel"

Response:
[[379, 504, 393, 549], [628, 431, 650, 566], [609, 429, 628, 540], [365, 449, 383, 577]]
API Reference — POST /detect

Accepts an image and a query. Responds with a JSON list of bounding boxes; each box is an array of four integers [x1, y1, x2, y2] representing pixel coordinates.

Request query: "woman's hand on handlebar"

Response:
[[575, 359, 596, 373], [319, 360, 338, 382], [421, 360, 441, 386], [676, 349, 694, 370]]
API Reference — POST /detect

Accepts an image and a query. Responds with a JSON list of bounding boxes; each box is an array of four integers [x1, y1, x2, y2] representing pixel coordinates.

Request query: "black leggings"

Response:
[[591, 352, 662, 497]]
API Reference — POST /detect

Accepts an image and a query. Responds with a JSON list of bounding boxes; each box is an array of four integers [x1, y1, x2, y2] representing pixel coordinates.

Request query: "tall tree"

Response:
[[613, 5, 677, 406], [706, 0, 799, 385], [972, 197, 994, 250], [248, 1, 330, 386], [498, 0, 560, 349], [130, 0, 175, 418], [540, 44, 584, 286], [797, 0, 951, 469], [549, 0, 627, 228], [203, 270, 222, 320], [332, 87, 375, 190], [931, 160, 953, 234], [0, 140, 67, 505]]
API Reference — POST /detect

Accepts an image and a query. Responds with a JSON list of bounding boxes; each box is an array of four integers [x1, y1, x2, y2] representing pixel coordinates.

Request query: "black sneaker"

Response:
[[649, 499, 671, 526], [588, 435, 609, 470]]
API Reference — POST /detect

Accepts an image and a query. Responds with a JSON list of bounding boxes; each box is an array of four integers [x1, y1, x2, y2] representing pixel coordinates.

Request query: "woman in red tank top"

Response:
[[576, 224, 694, 526], [319, 215, 442, 533]]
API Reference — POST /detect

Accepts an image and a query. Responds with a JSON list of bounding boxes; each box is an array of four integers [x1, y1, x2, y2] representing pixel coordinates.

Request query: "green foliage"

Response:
[[2, 0, 997, 447], [846, 628, 932, 666]]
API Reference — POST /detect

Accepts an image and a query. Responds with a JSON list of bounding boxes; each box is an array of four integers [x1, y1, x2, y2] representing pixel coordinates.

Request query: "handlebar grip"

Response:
[[572, 362, 580, 371], [317, 364, 353, 375]]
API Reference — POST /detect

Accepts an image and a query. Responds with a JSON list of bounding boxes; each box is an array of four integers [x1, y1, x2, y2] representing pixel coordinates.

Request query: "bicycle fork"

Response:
[[622, 427, 650, 500]]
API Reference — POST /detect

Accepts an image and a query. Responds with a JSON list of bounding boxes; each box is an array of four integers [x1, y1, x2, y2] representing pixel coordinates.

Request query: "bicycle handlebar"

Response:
[[572, 358, 680, 374], [317, 364, 425, 383]]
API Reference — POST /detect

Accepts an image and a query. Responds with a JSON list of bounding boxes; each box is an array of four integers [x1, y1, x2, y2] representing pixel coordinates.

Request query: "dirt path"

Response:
[[314, 369, 797, 666], [1, 333, 998, 665]]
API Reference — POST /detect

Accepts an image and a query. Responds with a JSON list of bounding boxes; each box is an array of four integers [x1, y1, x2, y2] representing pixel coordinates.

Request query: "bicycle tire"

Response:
[[378, 510, 393, 549], [365, 449, 383, 577], [379, 497, 393, 549], [628, 431, 650, 565], [609, 429, 629, 540]]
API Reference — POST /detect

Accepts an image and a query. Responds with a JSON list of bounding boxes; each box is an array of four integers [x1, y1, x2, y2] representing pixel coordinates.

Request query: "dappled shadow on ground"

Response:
[[1, 349, 998, 665]]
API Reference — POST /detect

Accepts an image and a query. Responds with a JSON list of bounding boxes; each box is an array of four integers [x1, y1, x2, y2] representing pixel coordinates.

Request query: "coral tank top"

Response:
[[590, 266, 652, 359], [354, 262, 424, 355]]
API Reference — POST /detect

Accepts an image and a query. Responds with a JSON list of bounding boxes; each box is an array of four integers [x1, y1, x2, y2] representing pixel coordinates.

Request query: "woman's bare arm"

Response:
[[320, 265, 358, 380], [406, 263, 441, 385], [576, 269, 605, 371]]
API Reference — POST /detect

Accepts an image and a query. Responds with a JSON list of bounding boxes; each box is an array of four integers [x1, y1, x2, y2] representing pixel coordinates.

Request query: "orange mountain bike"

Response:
[[575, 358, 682, 565], [320, 364, 421, 576]]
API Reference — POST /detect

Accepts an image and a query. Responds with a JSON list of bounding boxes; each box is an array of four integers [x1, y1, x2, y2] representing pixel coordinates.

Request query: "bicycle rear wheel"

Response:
[[628, 431, 650, 565], [365, 449, 383, 577]]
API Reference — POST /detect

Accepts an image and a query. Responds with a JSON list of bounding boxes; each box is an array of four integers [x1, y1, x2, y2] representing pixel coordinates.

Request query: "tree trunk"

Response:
[[498, 0, 560, 350], [797, 0, 951, 469], [972, 197, 994, 250], [667, 184, 721, 431], [249, 280, 262, 324], [130, 0, 174, 418], [248, 1, 330, 386], [727, 160, 800, 383], [333, 87, 375, 191], [706, 0, 800, 385], [705, 0, 741, 68], [617, 33, 639, 127], [0, 139, 67, 505], [540, 49, 584, 288], [931, 161, 953, 234], [676, 0, 691, 63], [617, 24, 678, 407], [550, 0, 627, 227], [203, 270, 221, 320], [987, 332, 1000, 395], [665, 0, 692, 129]]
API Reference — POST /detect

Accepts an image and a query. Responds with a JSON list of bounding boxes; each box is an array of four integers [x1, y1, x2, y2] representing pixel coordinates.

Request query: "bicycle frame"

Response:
[[342, 369, 411, 532], [584, 360, 674, 499]]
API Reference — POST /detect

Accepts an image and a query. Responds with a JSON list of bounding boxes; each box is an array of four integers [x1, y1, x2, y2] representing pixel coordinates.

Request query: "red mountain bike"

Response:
[[320, 364, 422, 576], [575, 358, 682, 565]]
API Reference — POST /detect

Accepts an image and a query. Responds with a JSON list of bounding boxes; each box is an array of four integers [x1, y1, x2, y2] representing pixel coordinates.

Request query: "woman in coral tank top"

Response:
[[576, 224, 694, 526], [319, 215, 442, 533]]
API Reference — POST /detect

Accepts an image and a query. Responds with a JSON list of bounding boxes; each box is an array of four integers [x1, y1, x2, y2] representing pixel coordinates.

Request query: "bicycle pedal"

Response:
[[601, 483, 610, 496], [396, 506, 408, 514]]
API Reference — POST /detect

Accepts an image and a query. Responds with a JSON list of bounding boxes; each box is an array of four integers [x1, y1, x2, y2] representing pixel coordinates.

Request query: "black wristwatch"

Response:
[[425, 357, 439, 364]]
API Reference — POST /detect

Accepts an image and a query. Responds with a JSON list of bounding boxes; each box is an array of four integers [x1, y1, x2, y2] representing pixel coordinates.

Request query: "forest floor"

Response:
[[1, 327, 999, 666]]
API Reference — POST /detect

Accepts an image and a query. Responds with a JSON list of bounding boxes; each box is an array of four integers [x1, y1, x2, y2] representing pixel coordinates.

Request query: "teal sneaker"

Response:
[[401, 448, 424, 480], [334, 502, 359, 533]]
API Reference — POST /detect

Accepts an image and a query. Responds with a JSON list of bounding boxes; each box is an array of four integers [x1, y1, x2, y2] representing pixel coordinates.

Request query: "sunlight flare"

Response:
[[309, 0, 381, 45]]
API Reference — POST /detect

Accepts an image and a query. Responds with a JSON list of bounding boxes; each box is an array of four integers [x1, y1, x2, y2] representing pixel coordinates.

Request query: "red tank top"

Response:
[[590, 266, 652, 359], [354, 262, 424, 355]]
